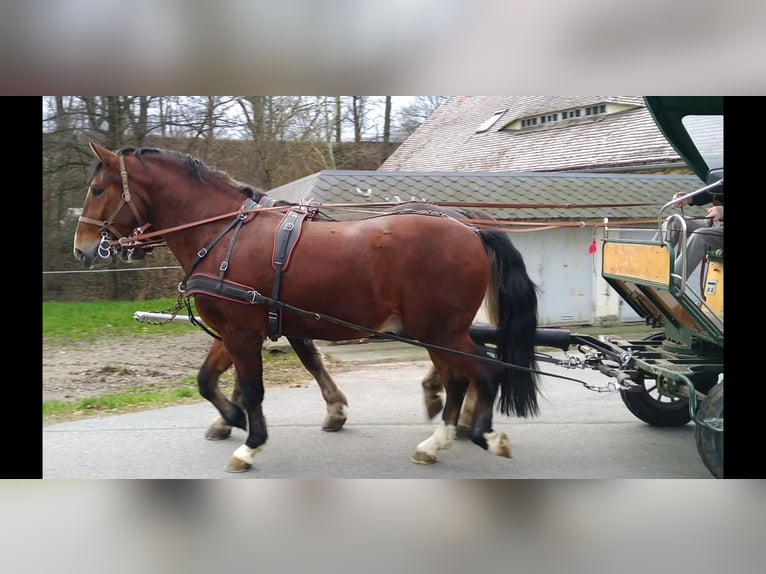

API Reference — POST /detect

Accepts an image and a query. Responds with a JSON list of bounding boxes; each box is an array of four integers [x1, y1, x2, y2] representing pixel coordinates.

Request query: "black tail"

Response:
[[479, 229, 540, 417]]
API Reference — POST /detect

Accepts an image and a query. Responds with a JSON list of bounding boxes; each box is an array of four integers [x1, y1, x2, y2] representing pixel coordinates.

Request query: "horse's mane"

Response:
[[115, 146, 260, 199]]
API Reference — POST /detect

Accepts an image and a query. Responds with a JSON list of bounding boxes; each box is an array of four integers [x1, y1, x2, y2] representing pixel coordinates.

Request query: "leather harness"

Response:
[[183, 196, 311, 341]]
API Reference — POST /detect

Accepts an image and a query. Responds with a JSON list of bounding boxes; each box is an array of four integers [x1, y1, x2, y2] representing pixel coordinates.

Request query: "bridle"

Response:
[[78, 153, 155, 260], [77, 152, 288, 262]]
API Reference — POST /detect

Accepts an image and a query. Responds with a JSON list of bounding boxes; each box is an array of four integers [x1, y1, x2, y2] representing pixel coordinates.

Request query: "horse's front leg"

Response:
[[224, 340, 269, 473], [198, 339, 246, 439], [287, 337, 348, 431]]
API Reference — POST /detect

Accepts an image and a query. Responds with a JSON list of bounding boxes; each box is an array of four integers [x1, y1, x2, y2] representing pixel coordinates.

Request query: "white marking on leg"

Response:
[[232, 443, 263, 466], [416, 422, 456, 457], [484, 431, 512, 458], [332, 404, 349, 419]]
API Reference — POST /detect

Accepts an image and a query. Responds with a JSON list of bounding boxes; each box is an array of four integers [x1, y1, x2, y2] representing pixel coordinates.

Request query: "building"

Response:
[[269, 96, 708, 326]]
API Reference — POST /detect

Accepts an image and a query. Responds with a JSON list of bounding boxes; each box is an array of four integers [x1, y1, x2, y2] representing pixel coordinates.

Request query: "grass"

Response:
[[43, 379, 200, 420], [42, 298, 311, 422], [43, 298, 197, 340]]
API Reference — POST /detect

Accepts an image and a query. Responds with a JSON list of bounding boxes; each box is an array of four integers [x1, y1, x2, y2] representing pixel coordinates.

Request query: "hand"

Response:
[[673, 192, 693, 207], [708, 205, 723, 222]]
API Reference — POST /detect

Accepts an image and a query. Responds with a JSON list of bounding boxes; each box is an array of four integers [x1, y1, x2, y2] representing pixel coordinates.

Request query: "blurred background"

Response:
[[8, 0, 766, 94], [1, 480, 764, 573]]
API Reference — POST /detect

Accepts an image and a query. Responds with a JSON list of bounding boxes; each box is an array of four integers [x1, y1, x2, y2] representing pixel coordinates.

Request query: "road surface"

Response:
[[43, 346, 713, 478]]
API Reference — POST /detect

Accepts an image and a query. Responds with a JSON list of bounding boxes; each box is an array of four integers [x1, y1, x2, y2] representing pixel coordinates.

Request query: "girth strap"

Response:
[[186, 273, 269, 306], [269, 208, 309, 341]]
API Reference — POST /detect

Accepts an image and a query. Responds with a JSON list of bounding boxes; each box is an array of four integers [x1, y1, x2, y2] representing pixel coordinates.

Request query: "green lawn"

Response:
[[43, 298, 198, 340]]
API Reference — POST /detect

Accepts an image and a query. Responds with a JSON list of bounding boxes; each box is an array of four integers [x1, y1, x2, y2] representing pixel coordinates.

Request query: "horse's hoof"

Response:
[[321, 416, 347, 432], [224, 457, 252, 473], [205, 425, 233, 441], [411, 450, 437, 465], [425, 398, 443, 420], [486, 431, 512, 459], [455, 425, 471, 440]]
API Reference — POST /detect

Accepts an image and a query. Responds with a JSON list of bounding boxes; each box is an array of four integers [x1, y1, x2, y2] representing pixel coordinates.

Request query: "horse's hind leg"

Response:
[[423, 364, 476, 436], [421, 365, 444, 419], [456, 383, 477, 439], [469, 365, 512, 459], [288, 337, 348, 431], [412, 356, 468, 464], [200, 339, 246, 440]]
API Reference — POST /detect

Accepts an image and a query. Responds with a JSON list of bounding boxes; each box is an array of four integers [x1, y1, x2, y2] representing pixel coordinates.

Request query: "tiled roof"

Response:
[[380, 96, 681, 173], [267, 170, 705, 221]]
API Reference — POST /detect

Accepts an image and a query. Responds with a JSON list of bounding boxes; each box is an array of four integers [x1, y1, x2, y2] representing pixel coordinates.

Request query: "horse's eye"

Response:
[[91, 187, 105, 197]]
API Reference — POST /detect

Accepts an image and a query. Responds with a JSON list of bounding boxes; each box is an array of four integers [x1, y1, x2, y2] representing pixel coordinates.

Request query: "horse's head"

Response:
[[73, 142, 153, 268]]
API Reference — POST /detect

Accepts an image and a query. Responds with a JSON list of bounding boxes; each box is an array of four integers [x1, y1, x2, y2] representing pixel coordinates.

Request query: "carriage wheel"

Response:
[[620, 375, 692, 426], [619, 332, 692, 427], [695, 381, 723, 478]]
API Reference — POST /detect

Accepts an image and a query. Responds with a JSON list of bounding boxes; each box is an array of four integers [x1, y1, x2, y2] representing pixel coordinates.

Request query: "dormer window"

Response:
[[585, 104, 606, 116], [504, 101, 637, 131]]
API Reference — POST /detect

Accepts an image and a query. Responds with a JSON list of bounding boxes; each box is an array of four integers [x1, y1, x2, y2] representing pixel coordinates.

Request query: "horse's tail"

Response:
[[479, 229, 541, 417]]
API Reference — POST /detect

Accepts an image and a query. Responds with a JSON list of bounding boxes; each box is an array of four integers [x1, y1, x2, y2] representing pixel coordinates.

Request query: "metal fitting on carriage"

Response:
[[560, 353, 587, 369], [618, 350, 634, 366], [597, 364, 642, 392]]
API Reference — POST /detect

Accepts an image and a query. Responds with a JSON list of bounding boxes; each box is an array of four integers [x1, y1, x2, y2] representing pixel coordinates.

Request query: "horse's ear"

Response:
[[89, 142, 117, 164]]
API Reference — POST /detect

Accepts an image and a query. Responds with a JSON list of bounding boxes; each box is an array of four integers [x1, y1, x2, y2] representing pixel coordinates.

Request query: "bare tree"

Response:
[[42, 95, 405, 301], [395, 96, 446, 140], [350, 96, 367, 143], [383, 96, 392, 159]]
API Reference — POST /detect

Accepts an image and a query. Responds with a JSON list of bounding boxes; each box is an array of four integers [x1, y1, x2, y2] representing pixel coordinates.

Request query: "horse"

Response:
[[74, 143, 541, 473], [201, 202, 497, 442], [110, 187, 488, 442]]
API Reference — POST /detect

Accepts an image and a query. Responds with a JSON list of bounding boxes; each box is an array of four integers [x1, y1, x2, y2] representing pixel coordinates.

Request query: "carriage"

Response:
[[581, 96, 723, 477], [474, 96, 723, 477], [489, 96, 724, 477], [604, 97, 723, 476], [75, 96, 723, 477]]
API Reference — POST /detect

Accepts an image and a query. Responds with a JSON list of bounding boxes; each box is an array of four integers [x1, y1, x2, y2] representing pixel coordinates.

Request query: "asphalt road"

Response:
[[43, 342, 714, 479]]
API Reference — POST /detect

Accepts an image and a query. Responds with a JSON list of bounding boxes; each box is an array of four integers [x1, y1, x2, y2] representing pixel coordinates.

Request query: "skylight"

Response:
[[475, 109, 507, 133]]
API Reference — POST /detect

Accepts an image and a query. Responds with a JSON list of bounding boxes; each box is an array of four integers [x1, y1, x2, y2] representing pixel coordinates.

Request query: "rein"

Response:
[[83, 159, 659, 250], [182, 273, 589, 386]]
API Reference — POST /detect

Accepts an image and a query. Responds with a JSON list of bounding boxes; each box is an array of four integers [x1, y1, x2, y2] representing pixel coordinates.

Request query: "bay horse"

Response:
[[201, 202, 496, 442], [74, 143, 540, 473]]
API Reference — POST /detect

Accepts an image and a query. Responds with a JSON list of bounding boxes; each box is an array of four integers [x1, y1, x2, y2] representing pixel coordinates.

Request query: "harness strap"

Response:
[[186, 273, 269, 306], [269, 208, 309, 341], [179, 198, 261, 291]]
